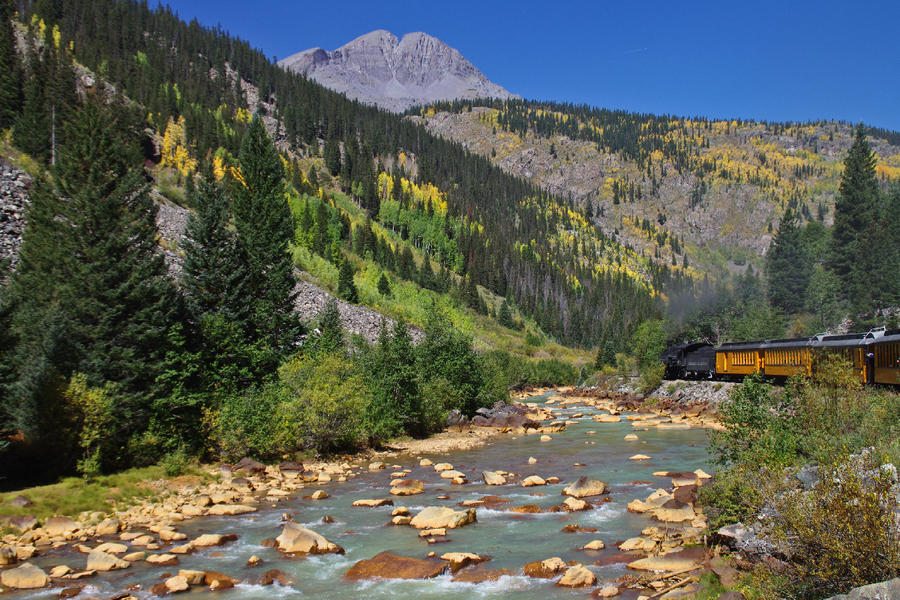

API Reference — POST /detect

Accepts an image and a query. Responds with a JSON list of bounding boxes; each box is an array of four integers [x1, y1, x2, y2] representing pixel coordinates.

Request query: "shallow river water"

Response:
[[11, 392, 711, 599]]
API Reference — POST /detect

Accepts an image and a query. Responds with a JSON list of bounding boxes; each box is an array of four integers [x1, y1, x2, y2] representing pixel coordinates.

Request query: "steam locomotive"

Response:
[[661, 327, 900, 385]]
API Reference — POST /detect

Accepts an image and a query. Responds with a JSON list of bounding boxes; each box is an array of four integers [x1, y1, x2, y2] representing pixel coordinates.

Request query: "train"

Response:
[[661, 327, 900, 385]]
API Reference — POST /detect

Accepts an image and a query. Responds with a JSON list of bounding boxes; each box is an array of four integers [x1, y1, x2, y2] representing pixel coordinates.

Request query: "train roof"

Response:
[[764, 337, 814, 349], [715, 340, 767, 351], [869, 329, 900, 344], [812, 333, 866, 348]]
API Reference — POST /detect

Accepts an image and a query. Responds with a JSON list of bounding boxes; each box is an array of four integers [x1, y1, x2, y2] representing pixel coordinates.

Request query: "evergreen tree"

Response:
[[829, 125, 880, 309], [324, 138, 341, 176], [44, 27, 77, 165], [498, 299, 515, 329], [7, 97, 176, 469], [314, 297, 344, 355], [0, 0, 22, 129], [377, 272, 391, 296], [766, 208, 811, 313], [13, 41, 50, 162], [230, 115, 301, 364], [337, 256, 359, 303]]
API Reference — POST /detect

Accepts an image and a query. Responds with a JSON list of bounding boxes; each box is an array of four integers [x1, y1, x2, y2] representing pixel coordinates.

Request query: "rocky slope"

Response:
[[279, 30, 515, 112], [413, 107, 900, 277], [0, 162, 30, 282]]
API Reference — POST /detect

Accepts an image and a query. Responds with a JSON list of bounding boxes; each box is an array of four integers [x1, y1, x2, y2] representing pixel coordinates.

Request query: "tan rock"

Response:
[[206, 504, 256, 516], [594, 414, 621, 423], [169, 544, 193, 555], [146, 553, 179, 566], [391, 507, 410, 516], [596, 584, 620, 597], [418, 528, 447, 538], [164, 575, 189, 593], [49, 565, 72, 578], [440, 552, 487, 573], [624, 434, 639, 441], [180, 505, 206, 517], [618, 537, 656, 552], [178, 569, 206, 585], [0, 545, 16, 566], [45, 517, 81, 537], [433, 463, 454, 472], [275, 522, 344, 555], [557, 564, 596, 587], [439, 469, 465, 479], [563, 476, 609, 498], [521, 475, 546, 487], [123, 551, 147, 561], [409, 506, 476, 530], [1, 563, 49, 589], [523, 557, 567, 578], [627, 554, 701, 572], [158, 529, 187, 542], [540, 435, 552, 442], [86, 550, 129, 571], [94, 518, 121, 536], [352, 498, 394, 507], [581, 540, 606, 551], [528, 457, 538, 464], [368, 461, 385, 471], [191, 534, 237, 548], [391, 516, 412, 525], [419, 459, 433, 466], [562, 497, 590, 511], [482, 471, 507, 485], [94, 542, 128, 555], [310, 490, 329, 500], [629, 454, 651, 460], [390, 479, 425, 496]]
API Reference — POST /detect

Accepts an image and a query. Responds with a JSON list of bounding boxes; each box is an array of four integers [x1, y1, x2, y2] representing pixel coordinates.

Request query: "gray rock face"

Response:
[[826, 578, 900, 600], [279, 30, 516, 112], [0, 163, 30, 281]]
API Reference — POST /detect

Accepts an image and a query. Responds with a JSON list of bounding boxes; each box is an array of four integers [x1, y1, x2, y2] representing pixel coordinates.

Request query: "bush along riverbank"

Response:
[[700, 356, 900, 599]]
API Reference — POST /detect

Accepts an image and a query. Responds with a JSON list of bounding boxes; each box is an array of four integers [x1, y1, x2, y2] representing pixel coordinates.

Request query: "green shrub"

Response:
[[205, 384, 286, 461], [637, 362, 665, 394], [699, 465, 769, 531], [63, 374, 119, 478], [160, 447, 190, 477], [770, 453, 900, 599]]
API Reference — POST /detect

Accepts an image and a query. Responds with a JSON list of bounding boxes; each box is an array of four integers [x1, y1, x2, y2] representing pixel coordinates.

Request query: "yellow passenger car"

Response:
[[870, 329, 900, 385], [811, 333, 868, 384], [763, 338, 813, 378], [715, 341, 764, 377]]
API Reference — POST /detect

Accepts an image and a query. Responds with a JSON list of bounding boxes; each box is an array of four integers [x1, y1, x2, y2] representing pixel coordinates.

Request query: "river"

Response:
[[7, 392, 712, 599]]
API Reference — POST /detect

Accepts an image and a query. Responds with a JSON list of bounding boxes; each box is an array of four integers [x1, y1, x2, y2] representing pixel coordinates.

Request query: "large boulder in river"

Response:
[[344, 551, 447, 580], [482, 471, 507, 485], [1, 563, 49, 589], [409, 506, 476, 530], [275, 523, 344, 555], [390, 479, 425, 496], [86, 550, 130, 571], [556, 564, 596, 587], [563, 476, 609, 498], [523, 557, 568, 578]]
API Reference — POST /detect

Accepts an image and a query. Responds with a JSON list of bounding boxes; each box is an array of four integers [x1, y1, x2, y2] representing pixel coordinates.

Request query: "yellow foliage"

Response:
[[52, 25, 61, 48], [234, 107, 252, 124], [212, 155, 226, 181], [159, 116, 197, 177]]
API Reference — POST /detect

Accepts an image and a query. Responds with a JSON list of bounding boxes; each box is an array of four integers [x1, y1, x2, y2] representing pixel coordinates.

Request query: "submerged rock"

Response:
[[344, 551, 447, 580]]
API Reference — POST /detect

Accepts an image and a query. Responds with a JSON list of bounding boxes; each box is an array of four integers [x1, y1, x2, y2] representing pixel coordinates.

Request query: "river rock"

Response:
[[204, 571, 238, 590], [562, 497, 590, 511], [45, 516, 80, 537], [419, 459, 433, 467], [49, 565, 72, 578], [482, 471, 507, 485], [409, 506, 476, 529], [528, 457, 538, 464], [94, 542, 128, 555], [234, 457, 266, 474], [433, 463, 454, 472], [594, 414, 621, 423], [86, 550, 129, 571], [94, 518, 121, 536], [311, 490, 329, 500], [618, 537, 656, 552], [392, 507, 410, 516], [368, 461, 385, 471], [523, 557, 568, 578], [124, 551, 147, 561], [652, 499, 696, 522], [595, 584, 620, 597], [0, 546, 15, 566], [629, 454, 651, 461], [7, 516, 38, 532], [451, 565, 516, 583], [164, 575, 189, 593], [275, 522, 344, 555], [521, 475, 546, 487], [258, 569, 291, 586], [540, 435, 552, 442], [581, 540, 606, 550], [557, 564, 596, 587], [627, 549, 703, 572], [178, 570, 206, 585], [1, 563, 49, 589], [563, 476, 609, 498], [440, 552, 487, 573], [390, 479, 425, 495], [146, 553, 179, 566], [345, 551, 447, 580], [439, 470, 465, 480], [191, 534, 237, 547], [624, 434, 639, 441], [352, 498, 394, 507], [207, 504, 256, 516]]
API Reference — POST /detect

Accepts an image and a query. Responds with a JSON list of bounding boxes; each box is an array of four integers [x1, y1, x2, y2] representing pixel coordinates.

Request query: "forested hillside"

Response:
[[414, 99, 900, 280]]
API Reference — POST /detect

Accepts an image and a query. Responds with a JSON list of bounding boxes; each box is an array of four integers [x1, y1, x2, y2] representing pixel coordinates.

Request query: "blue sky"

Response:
[[169, 0, 900, 130]]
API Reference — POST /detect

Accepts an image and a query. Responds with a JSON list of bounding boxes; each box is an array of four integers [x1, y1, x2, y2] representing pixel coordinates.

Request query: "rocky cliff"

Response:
[[279, 30, 515, 112]]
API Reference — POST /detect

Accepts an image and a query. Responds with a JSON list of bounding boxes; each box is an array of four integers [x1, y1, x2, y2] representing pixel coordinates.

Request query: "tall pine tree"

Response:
[[766, 208, 811, 313], [0, 0, 22, 129], [230, 115, 301, 364], [829, 125, 880, 310]]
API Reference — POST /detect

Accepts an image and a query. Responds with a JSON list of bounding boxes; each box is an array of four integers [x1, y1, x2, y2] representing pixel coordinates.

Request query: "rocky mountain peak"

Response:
[[278, 30, 516, 112]]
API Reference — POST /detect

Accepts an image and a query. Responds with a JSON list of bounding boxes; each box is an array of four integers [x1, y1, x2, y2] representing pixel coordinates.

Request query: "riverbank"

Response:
[[1, 387, 727, 598]]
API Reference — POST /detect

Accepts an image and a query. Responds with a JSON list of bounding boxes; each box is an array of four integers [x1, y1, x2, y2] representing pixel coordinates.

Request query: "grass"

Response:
[[0, 464, 211, 524]]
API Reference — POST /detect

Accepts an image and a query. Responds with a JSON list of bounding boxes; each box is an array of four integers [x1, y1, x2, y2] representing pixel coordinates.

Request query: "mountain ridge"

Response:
[[279, 29, 516, 112]]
